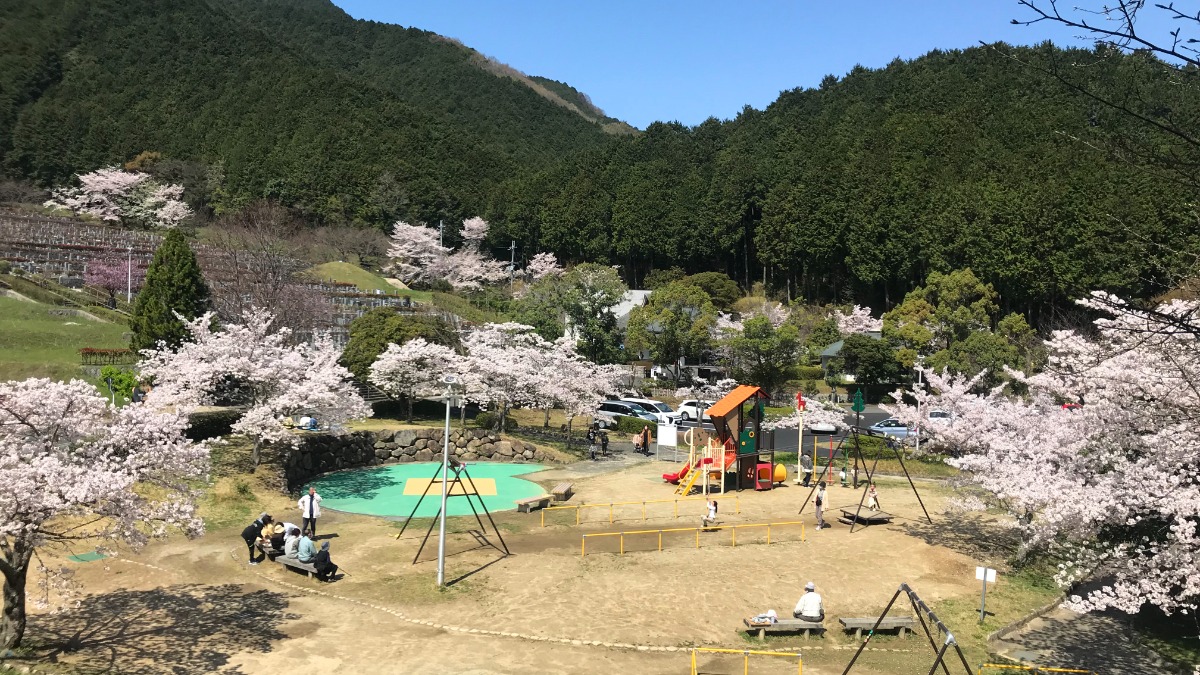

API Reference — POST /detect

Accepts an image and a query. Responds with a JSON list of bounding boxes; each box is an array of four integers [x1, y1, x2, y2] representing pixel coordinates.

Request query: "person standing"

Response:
[[600, 431, 609, 456], [298, 487, 322, 538], [814, 481, 827, 530], [640, 425, 652, 456], [240, 513, 272, 565], [587, 427, 598, 461], [800, 453, 813, 487], [866, 483, 881, 511]]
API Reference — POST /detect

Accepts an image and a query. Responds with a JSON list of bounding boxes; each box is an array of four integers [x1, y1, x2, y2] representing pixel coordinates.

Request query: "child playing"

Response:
[[866, 483, 880, 511], [701, 499, 719, 527]]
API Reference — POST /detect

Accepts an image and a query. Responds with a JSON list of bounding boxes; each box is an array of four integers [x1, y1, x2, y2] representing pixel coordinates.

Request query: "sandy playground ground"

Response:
[[14, 456, 1040, 675]]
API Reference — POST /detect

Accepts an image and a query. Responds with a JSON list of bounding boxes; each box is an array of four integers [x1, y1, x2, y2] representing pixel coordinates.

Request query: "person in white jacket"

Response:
[[298, 487, 322, 537], [793, 581, 824, 622]]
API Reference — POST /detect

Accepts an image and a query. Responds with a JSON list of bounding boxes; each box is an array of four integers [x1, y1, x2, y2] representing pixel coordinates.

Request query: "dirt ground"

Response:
[[16, 457, 1016, 674]]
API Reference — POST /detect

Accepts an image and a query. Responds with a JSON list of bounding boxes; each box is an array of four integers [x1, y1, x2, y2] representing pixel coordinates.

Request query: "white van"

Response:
[[620, 398, 680, 425]]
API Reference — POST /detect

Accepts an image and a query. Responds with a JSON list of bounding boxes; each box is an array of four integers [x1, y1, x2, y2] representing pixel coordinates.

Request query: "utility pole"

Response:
[[508, 240, 517, 293], [438, 220, 444, 248], [914, 355, 924, 456]]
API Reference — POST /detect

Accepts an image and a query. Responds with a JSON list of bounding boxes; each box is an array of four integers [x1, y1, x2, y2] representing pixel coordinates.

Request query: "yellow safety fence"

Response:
[[540, 495, 741, 527], [581, 520, 805, 557], [689, 647, 802, 675], [977, 664, 1097, 675]]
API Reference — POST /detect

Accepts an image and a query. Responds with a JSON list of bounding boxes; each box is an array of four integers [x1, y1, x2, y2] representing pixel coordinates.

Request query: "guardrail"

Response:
[[581, 520, 805, 557], [689, 647, 802, 675], [977, 665, 1097, 675], [540, 495, 741, 527]]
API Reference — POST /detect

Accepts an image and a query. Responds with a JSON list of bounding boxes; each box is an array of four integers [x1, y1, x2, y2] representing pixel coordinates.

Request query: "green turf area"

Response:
[[0, 296, 129, 381], [309, 462, 547, 517], [306, 261, 430, 301], [66, 551, 108, 562]]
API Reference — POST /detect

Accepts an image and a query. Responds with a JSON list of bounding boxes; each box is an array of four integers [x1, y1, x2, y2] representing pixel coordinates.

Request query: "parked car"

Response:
[[807, 418, 837, 434], [676, 399, 715, 422], [594, 401, 658, 428], [927, 410, 953, 425], [620, 398, 680, 425], [868, 417, 917, 439]]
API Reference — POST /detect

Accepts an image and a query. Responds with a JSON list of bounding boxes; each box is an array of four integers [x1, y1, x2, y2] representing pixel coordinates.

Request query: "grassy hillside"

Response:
[[307, 261, 431, 302], [0, 296, 129, 382]]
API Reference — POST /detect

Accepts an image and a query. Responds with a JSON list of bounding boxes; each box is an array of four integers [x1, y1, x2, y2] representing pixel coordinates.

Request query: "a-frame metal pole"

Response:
[[398, 462, 444, 537], [892, 441, 933, 524], [841, 586, 903, 674], [460, 465, 511, 555]]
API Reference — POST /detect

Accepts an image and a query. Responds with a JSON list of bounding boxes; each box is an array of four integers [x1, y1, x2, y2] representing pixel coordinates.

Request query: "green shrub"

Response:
[[613, 415, 655, 436], [475, 411, 517, 431], [98, 365, 138, 401], [795, 365, 824, 380], [0, 261, 10, 274], [186, 408, 244, 441]]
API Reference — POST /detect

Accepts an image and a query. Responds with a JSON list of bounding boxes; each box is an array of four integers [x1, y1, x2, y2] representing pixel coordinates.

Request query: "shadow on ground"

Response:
[[19, 584, 298, 674], [1001, 607, 1187, 674], [902, 512, 1023, 561]]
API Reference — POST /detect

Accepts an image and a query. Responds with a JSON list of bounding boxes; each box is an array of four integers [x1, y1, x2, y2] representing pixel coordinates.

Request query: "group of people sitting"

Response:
[[240, 512, 339, 582], [750, 581, 825, 625]]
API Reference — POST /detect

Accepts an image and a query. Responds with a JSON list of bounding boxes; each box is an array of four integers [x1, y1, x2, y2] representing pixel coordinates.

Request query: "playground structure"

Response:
[[580, 519, 806, 556], [395, 457, 511, 564], [842, 583, 973, 675], [689, 647, 803, 675], [663, 385, 785, 494]]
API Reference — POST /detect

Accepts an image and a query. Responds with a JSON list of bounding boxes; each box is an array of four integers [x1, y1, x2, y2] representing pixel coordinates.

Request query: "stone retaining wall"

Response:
[[281, 427, 555, 491]]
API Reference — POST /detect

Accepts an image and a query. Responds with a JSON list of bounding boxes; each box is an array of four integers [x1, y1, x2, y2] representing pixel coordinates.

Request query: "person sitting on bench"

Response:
[[297, 532, 318, 564], [702, 499, 719, 527], [297, 415, 318, 431], [793, 581, 825, 622], [314, 541, 339, 582], [283, 527, 302, 558]]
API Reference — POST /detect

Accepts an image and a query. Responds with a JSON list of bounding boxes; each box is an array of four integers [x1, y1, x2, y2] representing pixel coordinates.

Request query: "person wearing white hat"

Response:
[[793, 581, 824, 622]]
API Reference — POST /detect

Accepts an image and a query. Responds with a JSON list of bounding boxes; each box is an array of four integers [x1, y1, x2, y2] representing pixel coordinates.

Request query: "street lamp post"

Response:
[[436, 374, 459, 587], [126, 246, 133, 303], [914, 355, 925, 456]]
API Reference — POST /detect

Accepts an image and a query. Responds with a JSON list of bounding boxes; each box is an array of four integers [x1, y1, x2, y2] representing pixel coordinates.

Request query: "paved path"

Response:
[[992, 606, 1190, 674]]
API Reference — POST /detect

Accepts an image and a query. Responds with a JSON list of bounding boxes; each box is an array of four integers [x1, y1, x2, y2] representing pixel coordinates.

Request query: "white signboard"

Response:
[[657, 423, 678, 448], [975, 566, 997, 583]]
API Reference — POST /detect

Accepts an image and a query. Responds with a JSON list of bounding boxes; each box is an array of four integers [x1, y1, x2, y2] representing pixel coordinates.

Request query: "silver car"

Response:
[[868, 417, 917, 439]]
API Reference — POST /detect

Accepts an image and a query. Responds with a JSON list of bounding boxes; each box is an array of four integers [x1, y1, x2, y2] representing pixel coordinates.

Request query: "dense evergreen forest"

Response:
[[1, 0, 1197, 321]]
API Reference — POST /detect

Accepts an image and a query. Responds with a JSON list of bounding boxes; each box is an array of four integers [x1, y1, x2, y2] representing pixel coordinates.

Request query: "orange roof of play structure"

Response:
[[704, 385, 768, 420]]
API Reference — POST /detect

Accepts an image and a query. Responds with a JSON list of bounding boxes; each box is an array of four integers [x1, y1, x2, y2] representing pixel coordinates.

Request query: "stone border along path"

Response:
[[209, 549, 913, 656]]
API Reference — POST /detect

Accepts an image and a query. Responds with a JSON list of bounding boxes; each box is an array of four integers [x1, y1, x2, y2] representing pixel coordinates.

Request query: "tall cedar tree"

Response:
[[129, 229, 211, 352]]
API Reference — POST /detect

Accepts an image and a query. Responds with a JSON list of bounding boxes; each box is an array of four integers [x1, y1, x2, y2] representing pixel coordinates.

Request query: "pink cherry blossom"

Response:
[[139, 308, 371, 467], [0, 378, 209, 648], [45, 166, 190, 228], [835, 305, 882, 334], [525, 252, 564, 281]]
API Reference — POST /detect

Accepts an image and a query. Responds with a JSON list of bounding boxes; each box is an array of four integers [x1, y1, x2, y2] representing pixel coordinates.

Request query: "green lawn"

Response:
[[306, 261, 431, 301], [0, 296, 129, 381]]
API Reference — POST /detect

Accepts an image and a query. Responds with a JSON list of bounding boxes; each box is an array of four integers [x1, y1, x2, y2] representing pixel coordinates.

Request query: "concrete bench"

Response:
[[742, 617, 826, 640], [551, 482, 574, 502], [839, 616, 916, 639], [276, 555, 319, 578], [515, 494, 552, 513]]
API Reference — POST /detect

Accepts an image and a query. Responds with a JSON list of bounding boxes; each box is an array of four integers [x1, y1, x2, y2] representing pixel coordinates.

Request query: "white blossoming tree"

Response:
[[886, 293, 1200, 616], [45, 166, 192, 228], [0, 378, 209, 649], [835, 304, 883, 334], [140, 309, 371, 468], [369, 338, 460, 423], [386, 218, 506, 291], [525, 252, 564, 281]]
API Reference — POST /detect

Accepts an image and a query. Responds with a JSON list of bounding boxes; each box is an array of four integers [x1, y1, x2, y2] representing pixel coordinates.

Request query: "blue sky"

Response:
[[332, 1, 1167, 129]]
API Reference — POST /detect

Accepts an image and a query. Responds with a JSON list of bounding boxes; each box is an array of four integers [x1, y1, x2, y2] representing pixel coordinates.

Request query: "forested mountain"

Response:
[[0, 0, 615, 226], [1, 2, 1197, 321], [488, 45, 1200, 322]]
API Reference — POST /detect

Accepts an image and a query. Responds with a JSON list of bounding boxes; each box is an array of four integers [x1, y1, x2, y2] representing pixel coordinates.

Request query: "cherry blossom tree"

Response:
[[386, 218, 505, 291], [885, 293, 1200, 616], [461, 322, 550, 430], [763, 399, 848, 433], [835, 304, 883, 334], [525, 252, 564, 281], [0, 378, 209, 649], [45, 166, 191, 228], [84, 258, 146, 306], [674, 378, 738, 403], [140, 309, 371, 468], [369, 338, 460, 422]]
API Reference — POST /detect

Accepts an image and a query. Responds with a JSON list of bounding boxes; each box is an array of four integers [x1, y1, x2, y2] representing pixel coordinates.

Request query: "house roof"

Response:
[[819, 340, 845, 358], [705, 385, 767, 420]]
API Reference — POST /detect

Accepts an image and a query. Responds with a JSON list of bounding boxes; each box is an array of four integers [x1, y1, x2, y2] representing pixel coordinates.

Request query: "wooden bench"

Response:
[[255, 541, 284, 561], [839, 616, 916, 639], [551, 482, 574, 502], [742, 617, 826, 640], [515, 494, 552, 513]]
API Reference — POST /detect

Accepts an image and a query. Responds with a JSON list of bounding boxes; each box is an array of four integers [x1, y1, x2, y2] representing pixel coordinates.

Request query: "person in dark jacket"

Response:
[[314, 541, 339, 582], [241, 513, 272, 565]]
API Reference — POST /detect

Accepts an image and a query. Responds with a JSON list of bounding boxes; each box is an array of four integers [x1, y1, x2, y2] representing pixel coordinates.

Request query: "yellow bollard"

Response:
[[658, 531, 663, 551], [732, 527, 737, 547], [541, 509, 545, 527], [619, 533, 624, 556], [642, 502, 646, 521], [690, 650, 697, 675], [695, 530, 699, 548], [743, 650, 749, 675], [581, 537, 585, 558], [767, 524, 771, 545], [609, 504, 614, 523]]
